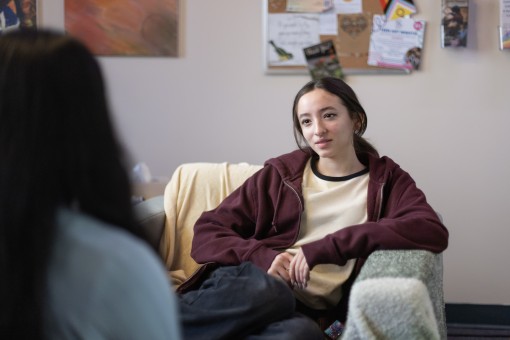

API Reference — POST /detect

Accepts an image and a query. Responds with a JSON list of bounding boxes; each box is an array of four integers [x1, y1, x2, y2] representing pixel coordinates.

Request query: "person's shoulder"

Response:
[[366, 153, 404, 181], [48, 209, 180, 339], [361, 150, 396, 165], [54, 209, 163, 278], [263, 148, 310, 178], [371, 154, 399, 167], [57, 209, 146, 254]]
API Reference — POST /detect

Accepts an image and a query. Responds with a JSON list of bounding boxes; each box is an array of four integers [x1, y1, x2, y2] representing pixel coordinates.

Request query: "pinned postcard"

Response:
[[367, 15, 425, 70], [500, 0, 510, 49], [441, 0, 468, 48], [501, 0, 510, 25], [385, 0, 417, 20], [319, 0, 363, 36], [334, 0, 363, 14], [336, 12, 376, 71], [287, 0, 333, 13], [303, 40, 343, 80]]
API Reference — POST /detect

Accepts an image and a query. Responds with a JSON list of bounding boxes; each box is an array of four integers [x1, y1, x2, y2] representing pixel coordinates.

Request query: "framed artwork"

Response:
[[0, 0, 37, 33], [65, 0, 179, 57]]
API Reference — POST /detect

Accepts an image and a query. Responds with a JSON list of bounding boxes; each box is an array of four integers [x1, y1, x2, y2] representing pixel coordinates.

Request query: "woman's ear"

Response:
[[353, 113, 366, 135], [353, 118, 361, 134]]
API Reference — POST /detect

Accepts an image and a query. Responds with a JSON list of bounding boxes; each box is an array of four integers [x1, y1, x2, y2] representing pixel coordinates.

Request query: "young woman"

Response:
[[179, 77, 449, 338], [0, 29, 181, 339]]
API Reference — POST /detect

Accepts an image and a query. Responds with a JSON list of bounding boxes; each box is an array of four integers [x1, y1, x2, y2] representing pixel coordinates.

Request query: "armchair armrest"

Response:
[[342, 250, 446, 340], [133, 195, 165, 251]]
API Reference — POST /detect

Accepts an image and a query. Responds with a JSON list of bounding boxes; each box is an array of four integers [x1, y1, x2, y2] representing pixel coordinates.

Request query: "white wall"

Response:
[[40, 0, 510, 305]]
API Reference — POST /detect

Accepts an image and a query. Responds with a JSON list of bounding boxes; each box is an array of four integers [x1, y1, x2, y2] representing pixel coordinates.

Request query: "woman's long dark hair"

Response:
[[292, 77, 378, 158], [0, 29, 140, 338]]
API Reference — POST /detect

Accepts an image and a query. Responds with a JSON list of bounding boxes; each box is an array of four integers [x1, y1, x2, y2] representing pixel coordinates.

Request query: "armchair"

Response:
[[134, 162, 446, 340]]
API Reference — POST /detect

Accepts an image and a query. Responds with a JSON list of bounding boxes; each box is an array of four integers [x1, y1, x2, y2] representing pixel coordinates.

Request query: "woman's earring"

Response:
[[353, 124, 360, 136]]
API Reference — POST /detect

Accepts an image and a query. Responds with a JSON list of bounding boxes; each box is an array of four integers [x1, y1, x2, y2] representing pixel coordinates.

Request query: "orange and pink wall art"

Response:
[[65, 0, 179, 57]]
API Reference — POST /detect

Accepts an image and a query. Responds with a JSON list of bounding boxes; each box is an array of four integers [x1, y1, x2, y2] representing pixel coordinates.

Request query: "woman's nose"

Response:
[[314, 122, 326, 136]]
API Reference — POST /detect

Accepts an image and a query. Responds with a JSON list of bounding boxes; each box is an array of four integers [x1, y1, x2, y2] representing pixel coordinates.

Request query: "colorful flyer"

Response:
[[380, 0, 390, 11], [385, 0, 417, 20], [367, 15, 425, 70]]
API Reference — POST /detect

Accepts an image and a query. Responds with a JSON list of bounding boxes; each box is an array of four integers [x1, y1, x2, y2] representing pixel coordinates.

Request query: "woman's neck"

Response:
[[316, 154, 365, 178]]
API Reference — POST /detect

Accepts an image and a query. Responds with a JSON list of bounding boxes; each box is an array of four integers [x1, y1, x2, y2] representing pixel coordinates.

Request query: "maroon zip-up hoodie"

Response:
[[180, 148, 448, 319]]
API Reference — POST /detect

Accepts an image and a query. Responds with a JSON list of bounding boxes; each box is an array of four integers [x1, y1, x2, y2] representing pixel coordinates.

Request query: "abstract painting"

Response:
[[65, 0, 179, 57]]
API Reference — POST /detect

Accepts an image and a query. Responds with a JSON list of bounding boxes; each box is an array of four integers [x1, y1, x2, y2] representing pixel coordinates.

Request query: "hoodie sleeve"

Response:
[[301, 163, 449, 269], [190, 167, 281, 271]]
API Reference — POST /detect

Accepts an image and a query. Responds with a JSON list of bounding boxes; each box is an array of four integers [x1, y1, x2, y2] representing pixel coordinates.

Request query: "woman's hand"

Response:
[[289, 249, 310, 289], [267, 252, 294, 286]]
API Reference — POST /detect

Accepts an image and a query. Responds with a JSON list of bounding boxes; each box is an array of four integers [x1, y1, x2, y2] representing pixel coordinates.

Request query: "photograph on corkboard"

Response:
[[65, 0, 179, 57]]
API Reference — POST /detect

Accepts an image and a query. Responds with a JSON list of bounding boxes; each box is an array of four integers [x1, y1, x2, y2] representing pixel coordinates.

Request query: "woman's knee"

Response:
[[182, 262, 295, 316], [237, 262, 295, 309]]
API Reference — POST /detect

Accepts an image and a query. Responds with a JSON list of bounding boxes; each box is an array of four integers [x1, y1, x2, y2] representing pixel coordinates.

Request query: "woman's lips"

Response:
[[315, 139, 331, 148]]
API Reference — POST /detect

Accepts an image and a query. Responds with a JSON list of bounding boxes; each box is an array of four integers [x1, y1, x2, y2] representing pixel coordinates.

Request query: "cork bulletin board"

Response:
[[263, 0, 408, 75]]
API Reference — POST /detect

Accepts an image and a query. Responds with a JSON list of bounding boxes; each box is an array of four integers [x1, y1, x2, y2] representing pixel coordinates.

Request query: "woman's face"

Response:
[[296, 88, 357, 160]]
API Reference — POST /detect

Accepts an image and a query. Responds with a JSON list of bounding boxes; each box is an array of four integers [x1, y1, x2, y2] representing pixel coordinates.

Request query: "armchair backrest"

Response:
[[160, 162, 262, 286]]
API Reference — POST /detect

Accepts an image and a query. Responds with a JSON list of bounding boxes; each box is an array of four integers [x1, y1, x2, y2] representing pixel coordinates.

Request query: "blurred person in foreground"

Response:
[[0, 29, 181, 339]]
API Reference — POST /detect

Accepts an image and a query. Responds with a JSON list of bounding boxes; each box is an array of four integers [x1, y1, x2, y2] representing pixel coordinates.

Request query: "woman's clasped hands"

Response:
[[267, 249, 310, 290]]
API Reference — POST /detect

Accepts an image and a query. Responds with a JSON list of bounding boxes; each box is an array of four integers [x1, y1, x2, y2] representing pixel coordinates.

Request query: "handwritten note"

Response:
[[267, 13, 320, 66]]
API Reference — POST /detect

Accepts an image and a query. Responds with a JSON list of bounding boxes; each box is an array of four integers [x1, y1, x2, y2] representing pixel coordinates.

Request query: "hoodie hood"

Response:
[[264, 148, 311, 182], [265, 147, 399, 188]]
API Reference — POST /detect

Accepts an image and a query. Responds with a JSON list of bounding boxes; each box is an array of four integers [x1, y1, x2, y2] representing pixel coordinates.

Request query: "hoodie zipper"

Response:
[[282, 179, 303, 246], [373, 182, 384, 222], [271, 181, 284, 233]]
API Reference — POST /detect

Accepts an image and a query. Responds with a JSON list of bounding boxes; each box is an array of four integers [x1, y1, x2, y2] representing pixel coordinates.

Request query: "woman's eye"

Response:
[[301, 119, 311, 126], [324, 113, 336, 119]]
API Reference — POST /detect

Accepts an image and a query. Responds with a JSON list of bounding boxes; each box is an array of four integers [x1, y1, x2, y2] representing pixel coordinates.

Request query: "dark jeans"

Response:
[[178, 262, 324, 340]]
